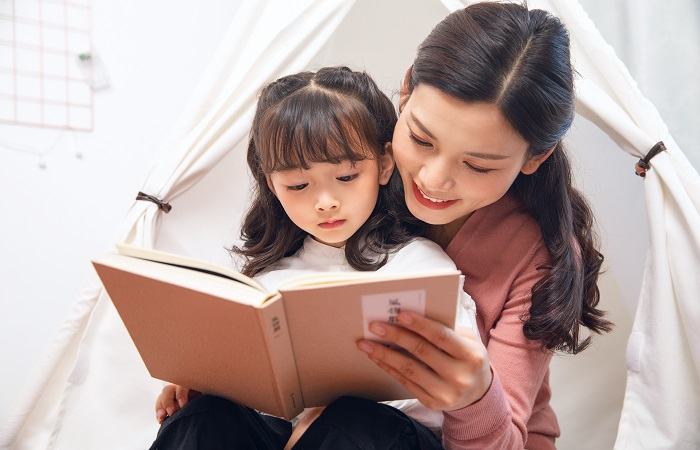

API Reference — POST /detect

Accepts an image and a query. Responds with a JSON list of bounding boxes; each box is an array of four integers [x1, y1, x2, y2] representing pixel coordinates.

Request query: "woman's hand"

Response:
[[356, 311, 491, 411], [155, 384, 202, 424]]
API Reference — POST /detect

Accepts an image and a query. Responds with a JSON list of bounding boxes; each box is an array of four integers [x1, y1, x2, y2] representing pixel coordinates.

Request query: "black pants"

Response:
[[149, 395, 443, 450]]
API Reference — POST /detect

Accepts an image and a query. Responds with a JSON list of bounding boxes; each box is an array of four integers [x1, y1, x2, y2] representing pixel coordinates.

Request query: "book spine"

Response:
[[256, 296, 304, 419]]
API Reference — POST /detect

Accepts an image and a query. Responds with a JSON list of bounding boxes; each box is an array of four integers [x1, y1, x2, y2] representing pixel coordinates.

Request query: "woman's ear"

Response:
[[521, 145, 556, 175], [399, 66, 413, 112], [378, 144, 395, 185]]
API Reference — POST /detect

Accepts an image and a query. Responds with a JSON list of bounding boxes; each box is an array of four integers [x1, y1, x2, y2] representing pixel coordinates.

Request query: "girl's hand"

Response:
[[155, 384, 202, 424], [356, 311, 491, 411]]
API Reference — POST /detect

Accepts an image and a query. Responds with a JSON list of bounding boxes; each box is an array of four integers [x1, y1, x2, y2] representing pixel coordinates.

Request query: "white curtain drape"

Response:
[[577, 0, 700, 173], [0, 1, 355, 448], [2, 0, 698, 448], [540, 2, 700, 447], [440, 0, 700, 447]]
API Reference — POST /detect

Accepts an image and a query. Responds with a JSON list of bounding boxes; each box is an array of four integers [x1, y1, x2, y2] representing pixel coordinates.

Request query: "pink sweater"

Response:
[[440, 193, 560, 449]]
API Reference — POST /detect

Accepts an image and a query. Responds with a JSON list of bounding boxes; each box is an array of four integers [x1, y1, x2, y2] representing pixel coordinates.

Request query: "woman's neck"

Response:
[[427, 214, 471, 249]]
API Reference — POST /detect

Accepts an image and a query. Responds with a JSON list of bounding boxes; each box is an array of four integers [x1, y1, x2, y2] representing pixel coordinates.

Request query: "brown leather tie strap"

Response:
[[136, 191, 172, 213], [635, 141, 667, 178]]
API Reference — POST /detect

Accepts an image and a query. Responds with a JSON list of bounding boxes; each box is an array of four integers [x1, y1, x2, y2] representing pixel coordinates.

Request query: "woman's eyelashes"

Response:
[[409, 132, 432, 147], [408, 129, 494, 174], [464, 162, 493, 174]]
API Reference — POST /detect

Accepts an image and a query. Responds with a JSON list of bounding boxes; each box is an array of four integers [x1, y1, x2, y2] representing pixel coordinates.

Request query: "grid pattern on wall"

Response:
[[0, 0, 93, 131]]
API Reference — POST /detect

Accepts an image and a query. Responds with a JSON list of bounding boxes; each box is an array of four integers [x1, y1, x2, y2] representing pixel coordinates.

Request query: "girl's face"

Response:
[[392, 83, 549, 232], [267, 154, 394, 248]]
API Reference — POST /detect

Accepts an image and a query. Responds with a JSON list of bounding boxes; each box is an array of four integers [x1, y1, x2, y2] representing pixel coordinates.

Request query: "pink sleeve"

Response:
[[441, 372, 514, 449], [441, 342, 553, 449], [441, 243, 555, 449]]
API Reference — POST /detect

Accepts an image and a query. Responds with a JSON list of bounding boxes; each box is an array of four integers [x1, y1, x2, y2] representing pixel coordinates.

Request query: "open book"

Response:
[[92, 244, 462, 420]]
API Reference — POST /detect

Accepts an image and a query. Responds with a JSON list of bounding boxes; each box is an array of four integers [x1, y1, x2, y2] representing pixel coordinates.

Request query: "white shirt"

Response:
[[255, 236, 477, 433]]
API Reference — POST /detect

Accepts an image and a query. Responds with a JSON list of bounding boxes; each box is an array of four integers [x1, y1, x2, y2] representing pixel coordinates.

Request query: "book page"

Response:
[[361, 289, 426, 345], [276, 269, 458, 292], [116, 243, 266, 292], [94, 253, 271, 306]]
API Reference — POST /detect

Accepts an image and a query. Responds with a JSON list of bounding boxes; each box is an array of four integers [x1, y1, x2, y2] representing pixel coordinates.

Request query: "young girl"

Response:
[[151, 66, 477, 449]]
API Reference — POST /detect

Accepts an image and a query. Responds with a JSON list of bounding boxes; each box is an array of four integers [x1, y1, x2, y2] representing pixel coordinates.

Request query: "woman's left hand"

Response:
[[356, 311, 492, 411]]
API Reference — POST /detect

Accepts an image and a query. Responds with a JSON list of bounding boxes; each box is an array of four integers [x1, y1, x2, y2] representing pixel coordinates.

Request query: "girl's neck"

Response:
[[427, 214, 471, 250]]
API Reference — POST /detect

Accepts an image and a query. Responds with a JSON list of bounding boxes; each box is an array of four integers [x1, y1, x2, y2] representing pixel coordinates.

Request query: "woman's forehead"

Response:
[[405, 84, 528, 156]]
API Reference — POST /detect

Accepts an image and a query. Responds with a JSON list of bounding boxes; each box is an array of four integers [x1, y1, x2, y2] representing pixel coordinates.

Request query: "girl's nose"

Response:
[[315, 192, 339, 212]]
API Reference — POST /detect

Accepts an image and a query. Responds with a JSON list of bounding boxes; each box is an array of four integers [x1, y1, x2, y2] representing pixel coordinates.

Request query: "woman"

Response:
[[353, 3, 612, 448], [154, 3, 611, 449]]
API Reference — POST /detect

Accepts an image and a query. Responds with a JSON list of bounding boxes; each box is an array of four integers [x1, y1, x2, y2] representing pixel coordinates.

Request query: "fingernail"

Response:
[[157, 409, 165, 422], [178, 397, 185, 408], [357, 341, 374, 354], [369, 323, 386, 336], [398, 312, 414, 325], [166, 407, 174, 417]]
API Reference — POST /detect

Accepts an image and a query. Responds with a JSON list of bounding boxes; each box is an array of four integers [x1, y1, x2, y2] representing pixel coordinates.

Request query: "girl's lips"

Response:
[[318, 219, 345, 229], [412, 182, 457, 210]]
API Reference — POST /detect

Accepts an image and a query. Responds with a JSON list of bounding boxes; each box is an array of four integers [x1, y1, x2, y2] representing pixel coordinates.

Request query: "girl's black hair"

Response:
[[232, 66, 425, 277], [407, 2, 612, 353]]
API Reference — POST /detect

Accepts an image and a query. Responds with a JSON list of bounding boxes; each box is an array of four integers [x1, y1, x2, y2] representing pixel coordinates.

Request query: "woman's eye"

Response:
[[337, 174, 359, 182], [409, 134, 432, 147], [287, 183, 308, 191], [464, 162, 492, 174]]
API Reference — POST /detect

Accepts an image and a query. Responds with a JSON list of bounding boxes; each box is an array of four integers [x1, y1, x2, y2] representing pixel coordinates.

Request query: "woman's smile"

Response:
[[412, 182, 457, 209]]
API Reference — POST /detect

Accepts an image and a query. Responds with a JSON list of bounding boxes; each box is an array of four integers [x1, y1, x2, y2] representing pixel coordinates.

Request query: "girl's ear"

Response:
[[266, 175, 278, 197], [378, 143, 395, 185], [521, 145, 556, 175]]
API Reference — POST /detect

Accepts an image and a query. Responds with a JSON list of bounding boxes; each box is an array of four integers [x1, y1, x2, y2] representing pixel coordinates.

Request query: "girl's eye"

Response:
[[409, 133, 432, 147], [287, 183, 308, 191], [337, 174, 359, 182], [464, 162, 492, 174]]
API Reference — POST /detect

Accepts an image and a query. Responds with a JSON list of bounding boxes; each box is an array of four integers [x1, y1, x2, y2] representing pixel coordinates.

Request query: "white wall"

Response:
[[0, 0, 243, 424]]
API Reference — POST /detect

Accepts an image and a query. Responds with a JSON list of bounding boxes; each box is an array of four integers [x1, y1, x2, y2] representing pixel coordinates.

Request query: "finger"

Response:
[[155, 384, 174, 412], [357, 339, 447, 398], [175, 385, 190, 408], [156, 408, 166, 424], [157, 384, 179, 418], [395, 311, 476, 358], [370, 352, 435, 405], [367, 320, 456, 375]]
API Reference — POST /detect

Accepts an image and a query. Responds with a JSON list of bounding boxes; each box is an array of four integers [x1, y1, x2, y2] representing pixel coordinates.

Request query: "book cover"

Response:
[[92, 245, 461, 419]]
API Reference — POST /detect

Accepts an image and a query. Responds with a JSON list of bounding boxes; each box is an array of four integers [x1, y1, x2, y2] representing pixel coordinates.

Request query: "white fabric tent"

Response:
[[1, 0, 698, 449]]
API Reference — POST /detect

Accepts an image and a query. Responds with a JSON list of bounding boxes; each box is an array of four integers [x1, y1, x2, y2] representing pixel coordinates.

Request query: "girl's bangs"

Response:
[[258, 92, 380, 173]]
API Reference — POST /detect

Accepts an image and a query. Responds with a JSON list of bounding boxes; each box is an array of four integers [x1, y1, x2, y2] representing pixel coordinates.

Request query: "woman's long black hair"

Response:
[[232, 66, 425, 277], [407, 3, 612, 353]]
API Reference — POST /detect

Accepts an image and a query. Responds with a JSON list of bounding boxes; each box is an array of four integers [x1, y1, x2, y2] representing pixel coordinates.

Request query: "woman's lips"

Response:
[[412, 182, 457, 210]]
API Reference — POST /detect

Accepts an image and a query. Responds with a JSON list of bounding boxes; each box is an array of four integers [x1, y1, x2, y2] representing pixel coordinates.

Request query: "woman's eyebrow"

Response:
[[408, 113, 436, 140], [464, 151, 510, 160], [410, 112, 511, 160]]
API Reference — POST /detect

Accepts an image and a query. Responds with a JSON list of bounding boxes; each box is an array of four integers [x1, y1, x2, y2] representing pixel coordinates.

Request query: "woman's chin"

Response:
[[406, 201, 453, 225]]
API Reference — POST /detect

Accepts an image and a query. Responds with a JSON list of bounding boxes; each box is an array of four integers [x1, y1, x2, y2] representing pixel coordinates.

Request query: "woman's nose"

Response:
[[420, 157, 455, 192]]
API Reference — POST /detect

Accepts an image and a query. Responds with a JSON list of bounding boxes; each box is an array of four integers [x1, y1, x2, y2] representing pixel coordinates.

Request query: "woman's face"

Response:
[[392, 83, 545, 230]]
